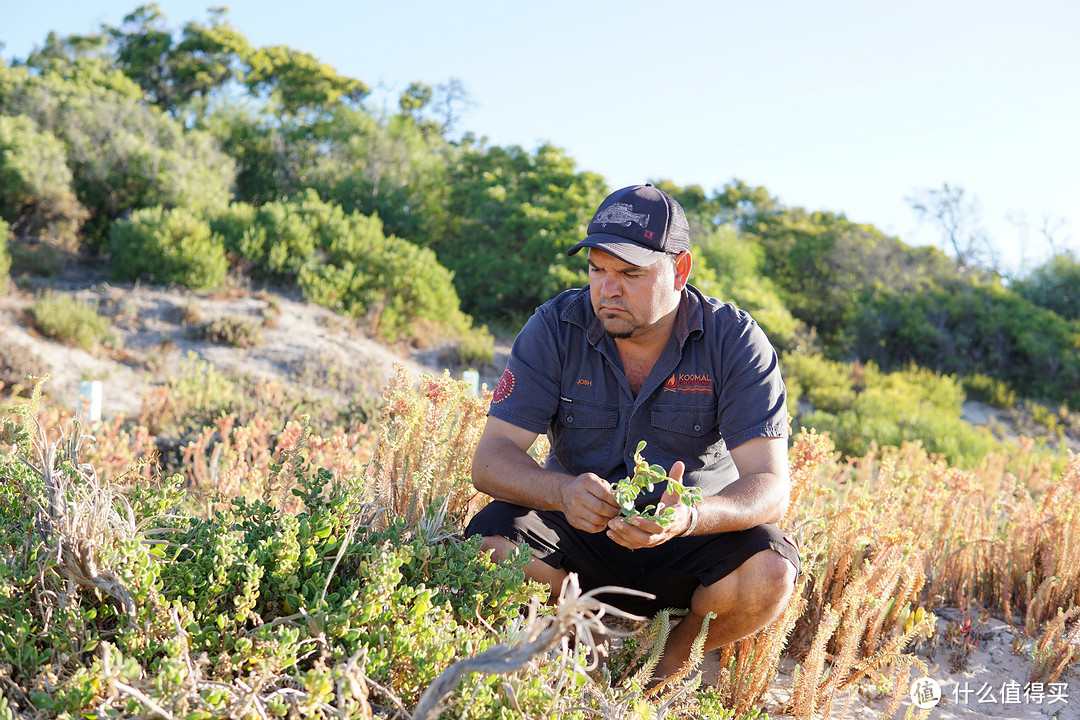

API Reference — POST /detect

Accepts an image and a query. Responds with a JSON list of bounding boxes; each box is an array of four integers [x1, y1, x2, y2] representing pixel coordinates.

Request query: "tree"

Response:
[[106, 4, 252, 118], [244, 45, 368, 121], [308, 106, 451, 248], [906, 183, 997, 273], [0, 114, 88, 249], [1012, 251, 1080, 320], [440, 142, 608, 321], [0, 62, 235, 246]]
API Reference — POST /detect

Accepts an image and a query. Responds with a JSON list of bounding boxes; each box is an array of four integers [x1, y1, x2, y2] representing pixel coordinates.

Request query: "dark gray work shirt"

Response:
[[488, 284, 788, 507]]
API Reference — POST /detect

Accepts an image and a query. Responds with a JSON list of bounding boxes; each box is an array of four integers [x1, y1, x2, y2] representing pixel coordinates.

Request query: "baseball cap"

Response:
[[567, 184, 690, 267]]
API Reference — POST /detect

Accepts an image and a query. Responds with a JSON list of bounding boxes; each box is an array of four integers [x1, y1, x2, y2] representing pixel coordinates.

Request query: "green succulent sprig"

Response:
[[612, 441, 703, 527]]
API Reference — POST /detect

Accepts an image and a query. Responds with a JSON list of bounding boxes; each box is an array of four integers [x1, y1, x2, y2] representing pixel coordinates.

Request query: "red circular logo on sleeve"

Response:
[[492, 370, 515, 404]]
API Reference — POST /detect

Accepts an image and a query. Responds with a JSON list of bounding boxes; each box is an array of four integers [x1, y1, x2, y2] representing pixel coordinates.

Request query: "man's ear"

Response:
[[673, 251, 692, 291]]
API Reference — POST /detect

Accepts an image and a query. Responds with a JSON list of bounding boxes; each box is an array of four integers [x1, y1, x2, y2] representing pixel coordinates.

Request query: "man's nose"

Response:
[[600, 274, 623, 297]]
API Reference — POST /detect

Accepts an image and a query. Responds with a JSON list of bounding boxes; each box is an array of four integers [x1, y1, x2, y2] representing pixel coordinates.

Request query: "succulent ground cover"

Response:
[[0, 367, 1077, 719]]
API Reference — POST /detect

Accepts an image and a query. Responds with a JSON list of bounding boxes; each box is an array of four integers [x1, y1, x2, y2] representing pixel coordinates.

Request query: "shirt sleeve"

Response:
[[487, 306, 563, 435], [717, 316, 789, 449]]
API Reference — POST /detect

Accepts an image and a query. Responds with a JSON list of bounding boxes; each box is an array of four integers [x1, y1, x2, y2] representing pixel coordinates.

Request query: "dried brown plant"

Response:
[[364, 363, 490, 529], [1029, 606, 1080, 684], [19, 414, 138, 616]]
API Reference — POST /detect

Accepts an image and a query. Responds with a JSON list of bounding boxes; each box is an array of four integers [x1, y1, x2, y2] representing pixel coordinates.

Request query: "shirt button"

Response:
[[566, 415, 574, 424], [694, 424, 701, 432]]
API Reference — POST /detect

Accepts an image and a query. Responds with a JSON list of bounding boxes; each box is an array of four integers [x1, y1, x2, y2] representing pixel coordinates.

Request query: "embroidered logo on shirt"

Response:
[[492, 370, 515, 404], [663, 373, 713, 393], [576, 378, 592, 386]]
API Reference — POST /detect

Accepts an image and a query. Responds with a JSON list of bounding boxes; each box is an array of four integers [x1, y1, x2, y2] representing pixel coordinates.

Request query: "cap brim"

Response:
[[566, 233, 668, 267]]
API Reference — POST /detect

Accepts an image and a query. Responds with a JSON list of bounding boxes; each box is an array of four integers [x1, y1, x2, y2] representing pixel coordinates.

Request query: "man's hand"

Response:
[[559, 473, 621, 533], [606, 461, 689, 549]]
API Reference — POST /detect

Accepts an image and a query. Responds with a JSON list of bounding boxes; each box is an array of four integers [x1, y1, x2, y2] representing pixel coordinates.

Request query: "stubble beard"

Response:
[[600, 314, 638, 340]]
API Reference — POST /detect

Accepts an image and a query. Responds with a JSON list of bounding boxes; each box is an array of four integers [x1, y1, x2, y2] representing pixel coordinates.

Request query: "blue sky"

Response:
[[4, 0, 1078, 274]]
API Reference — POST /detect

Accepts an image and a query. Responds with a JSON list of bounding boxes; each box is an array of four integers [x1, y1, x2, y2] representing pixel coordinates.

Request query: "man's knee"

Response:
[[478, 534, 568, 597], [755, 548, 798, 595], [479, 534, 517, 562], [694, 548, 796, 617]]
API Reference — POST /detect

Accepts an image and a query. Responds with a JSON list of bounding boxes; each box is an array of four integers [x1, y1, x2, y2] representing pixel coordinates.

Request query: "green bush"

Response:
[[0, 62, 234, 245], [455, 322, 496, 366], [1013, 251, 1080, 320], [691, 226, 802, 349], [29, 291, 111, 351], [0, 218, 9, 293], [0, 114, 89, 250], [784, 352, 1002, 466], [298, 210, 466, 341], [107, 206, 228, 289], [851, 278, 1080, 407], [211, 192, 349, 279], [961, 374, 1017, 409], [207, 200, 257, 265]]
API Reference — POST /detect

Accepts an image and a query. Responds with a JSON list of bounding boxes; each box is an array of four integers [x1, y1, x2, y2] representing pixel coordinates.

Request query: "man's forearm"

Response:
[[471, 435, 569, 512], [692, 471, 789, 535]]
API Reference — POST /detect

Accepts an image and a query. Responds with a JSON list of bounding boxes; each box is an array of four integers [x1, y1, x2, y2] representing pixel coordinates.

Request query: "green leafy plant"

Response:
[[0, 217, 9, 292], [29, 291, 112, 351], [107, 206, 228, 289], [612, 441, 703, 527]]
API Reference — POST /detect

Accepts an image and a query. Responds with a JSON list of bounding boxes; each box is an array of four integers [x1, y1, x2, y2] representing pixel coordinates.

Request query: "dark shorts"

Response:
[[465, 501, 802, 617]]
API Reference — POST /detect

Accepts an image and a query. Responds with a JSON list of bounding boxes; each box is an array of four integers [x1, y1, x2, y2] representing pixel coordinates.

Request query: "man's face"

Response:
[[587, 248, 685, 341]]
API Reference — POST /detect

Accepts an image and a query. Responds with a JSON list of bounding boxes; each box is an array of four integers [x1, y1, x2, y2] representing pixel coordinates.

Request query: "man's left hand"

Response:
[[605, 461, 691, 550]]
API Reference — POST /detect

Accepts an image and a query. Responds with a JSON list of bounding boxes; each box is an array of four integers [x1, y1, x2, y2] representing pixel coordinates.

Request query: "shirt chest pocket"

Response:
[[551, 398, 619, 477], [649, 405, 724, 470]]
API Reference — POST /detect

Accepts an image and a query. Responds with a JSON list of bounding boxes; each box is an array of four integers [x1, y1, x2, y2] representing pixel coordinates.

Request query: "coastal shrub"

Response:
[[783, 352, 1002, 466], [0, 217, 9, 292], [107, 206, 228, 289], [28, 291, 111, 351]]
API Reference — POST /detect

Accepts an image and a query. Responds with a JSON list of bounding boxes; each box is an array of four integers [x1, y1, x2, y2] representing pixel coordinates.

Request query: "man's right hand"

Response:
[[559, 473, 621, 533]]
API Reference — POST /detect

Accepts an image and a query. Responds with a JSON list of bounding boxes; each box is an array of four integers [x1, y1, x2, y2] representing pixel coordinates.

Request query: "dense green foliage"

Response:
[[440, 141, 608, 320], [0, 59, 234, 246], [28, 291, 112, 351], [0, 218, 9, 293], [783, 353, 1001, 465], [688, 225, 802, 349], [1, 4, 1077, 417], [0, 114, 87, 249], [1013, 251, 1080, 320], [108, 206, 228, 289], [850, 276, 1080, 406], [207, 191, 479, 344]]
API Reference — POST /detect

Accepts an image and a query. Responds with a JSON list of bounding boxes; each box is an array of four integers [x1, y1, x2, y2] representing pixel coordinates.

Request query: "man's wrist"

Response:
[[678, 506, 699, 537]]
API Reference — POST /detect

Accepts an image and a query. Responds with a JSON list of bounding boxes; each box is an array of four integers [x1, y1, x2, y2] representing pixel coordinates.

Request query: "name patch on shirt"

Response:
[[663, 372, 713, 393]]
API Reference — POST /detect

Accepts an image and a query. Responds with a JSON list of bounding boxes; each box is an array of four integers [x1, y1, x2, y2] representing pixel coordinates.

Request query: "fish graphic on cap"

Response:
[[594, 202, 650, 229]]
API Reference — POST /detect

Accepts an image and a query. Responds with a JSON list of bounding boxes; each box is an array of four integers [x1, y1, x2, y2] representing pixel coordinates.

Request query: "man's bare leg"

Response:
[[480, 535, 568, 604], [651, 549, 797, 682]]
